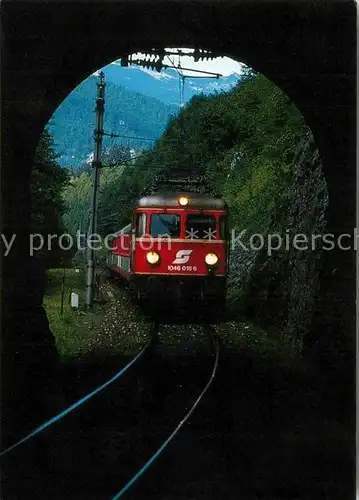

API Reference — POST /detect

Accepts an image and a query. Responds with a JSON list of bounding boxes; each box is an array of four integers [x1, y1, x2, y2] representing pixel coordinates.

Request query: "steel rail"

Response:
[[110, 325, 219, 499], [0, 325, 157, 458]]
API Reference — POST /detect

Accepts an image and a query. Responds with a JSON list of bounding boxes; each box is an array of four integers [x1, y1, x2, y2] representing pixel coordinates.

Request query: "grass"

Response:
[[43, 268, 106, 359], [44, 268, 152, 359], [216, 318, 302, 368], [44, 267, 299, 364]]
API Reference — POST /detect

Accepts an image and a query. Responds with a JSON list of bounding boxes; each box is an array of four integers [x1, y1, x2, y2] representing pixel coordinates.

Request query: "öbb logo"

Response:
[[172, 250, 193, 264]]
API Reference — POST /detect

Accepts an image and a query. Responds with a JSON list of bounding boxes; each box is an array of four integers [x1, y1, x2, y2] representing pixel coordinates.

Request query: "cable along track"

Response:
[[0, 324, 157, 458]]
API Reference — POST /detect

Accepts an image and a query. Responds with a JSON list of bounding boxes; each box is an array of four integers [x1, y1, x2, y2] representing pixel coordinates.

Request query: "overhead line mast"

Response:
[[86, 71, 105, 308], [85, 72, 122, 308]]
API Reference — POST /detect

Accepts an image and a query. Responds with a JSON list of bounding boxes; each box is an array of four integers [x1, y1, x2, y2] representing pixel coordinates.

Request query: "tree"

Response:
[[102, 144, 132, 167], [31, 127, 71, 264], [62, 171, 92, 235]]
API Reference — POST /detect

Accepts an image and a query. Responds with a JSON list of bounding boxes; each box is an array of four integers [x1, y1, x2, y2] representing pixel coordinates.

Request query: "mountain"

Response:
[[49, 65, 242, 169], [101, 64, 242, 106], [49, 76, 178, 168]]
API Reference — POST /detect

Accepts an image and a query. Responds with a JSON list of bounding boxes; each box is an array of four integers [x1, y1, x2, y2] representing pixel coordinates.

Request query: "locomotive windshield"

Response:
[[150, 213, 180, 237], [186, 214, 217, 240]]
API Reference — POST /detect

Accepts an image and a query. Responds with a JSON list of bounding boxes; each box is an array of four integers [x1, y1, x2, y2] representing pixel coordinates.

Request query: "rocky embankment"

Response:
[[228, 131, 328, 351]]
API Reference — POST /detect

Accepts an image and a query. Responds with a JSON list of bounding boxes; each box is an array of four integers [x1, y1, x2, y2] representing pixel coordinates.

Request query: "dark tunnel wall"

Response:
[[1, 0, 356, 441]]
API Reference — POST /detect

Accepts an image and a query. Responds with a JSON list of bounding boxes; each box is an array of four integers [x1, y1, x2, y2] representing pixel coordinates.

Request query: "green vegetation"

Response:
[[31, 128, 71, 234], [31, 127, 71, 266], [65, 71, 305, 234], [44, 269, 151, 359], [61, 70, 306, 265], [52, 70, 319, 355], [147, 71, 305, 233], [62, 164, 129, 236], [44, 268, 105, 358], [216, 321, 298, 367], [61, 170, 92, 236]]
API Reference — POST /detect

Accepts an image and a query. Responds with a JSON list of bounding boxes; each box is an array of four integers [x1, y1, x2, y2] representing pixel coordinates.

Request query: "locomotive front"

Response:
[[131, 192, 228, 305]]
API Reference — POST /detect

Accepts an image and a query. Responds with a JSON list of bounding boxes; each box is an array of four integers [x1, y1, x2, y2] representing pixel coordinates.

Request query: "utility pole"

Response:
[[86, 71, 105, 308]]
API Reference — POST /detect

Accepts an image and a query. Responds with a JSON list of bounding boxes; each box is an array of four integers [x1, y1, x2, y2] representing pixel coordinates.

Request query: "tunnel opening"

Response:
[[10, 46, 351, 499], [36, 48, 327, 353]]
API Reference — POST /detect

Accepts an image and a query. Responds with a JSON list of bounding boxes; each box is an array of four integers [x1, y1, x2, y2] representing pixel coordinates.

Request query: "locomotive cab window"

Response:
[[186, 214, 217, 239], [150, 213, 180, 237], [135, 213, 146, 237]]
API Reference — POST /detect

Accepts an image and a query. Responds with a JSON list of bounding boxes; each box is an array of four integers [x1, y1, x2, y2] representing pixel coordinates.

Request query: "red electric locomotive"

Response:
[[106, 191, 228, 309]]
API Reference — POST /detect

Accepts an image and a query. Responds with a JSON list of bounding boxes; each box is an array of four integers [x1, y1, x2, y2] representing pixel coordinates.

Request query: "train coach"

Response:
[[106, 191, 228, 309]]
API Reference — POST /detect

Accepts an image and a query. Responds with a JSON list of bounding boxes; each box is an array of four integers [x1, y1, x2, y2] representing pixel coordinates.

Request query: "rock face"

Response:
[[228, 131, 329, 349], [283, 135, 328, 345]]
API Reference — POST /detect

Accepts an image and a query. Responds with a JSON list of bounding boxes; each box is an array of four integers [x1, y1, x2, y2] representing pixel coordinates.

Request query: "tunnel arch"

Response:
[[4, 0, 355, 218]]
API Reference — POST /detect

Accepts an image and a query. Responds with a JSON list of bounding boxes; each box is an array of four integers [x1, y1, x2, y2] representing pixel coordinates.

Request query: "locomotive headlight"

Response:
[[205, 253, 219, 266], [146, 251, 160, 265], [178, 196, 189, 207]]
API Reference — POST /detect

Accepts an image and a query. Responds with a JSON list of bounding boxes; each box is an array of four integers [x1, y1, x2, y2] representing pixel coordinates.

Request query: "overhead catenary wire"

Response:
[[74, 51, 222, 216], [101, 143, 183, 169], [102, 133, 158, 142], [79, 55, 192, 173], [67, 50, 223, 173]]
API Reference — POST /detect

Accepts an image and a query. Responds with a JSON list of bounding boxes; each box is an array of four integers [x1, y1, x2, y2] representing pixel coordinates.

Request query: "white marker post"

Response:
[[71, 293, 79, 310]]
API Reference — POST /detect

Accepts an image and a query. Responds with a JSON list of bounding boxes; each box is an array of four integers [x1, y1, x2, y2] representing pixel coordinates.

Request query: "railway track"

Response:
[[1, 306, 220, 500], [110, 322, 220, 499], [0, 322, 157, 459]]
